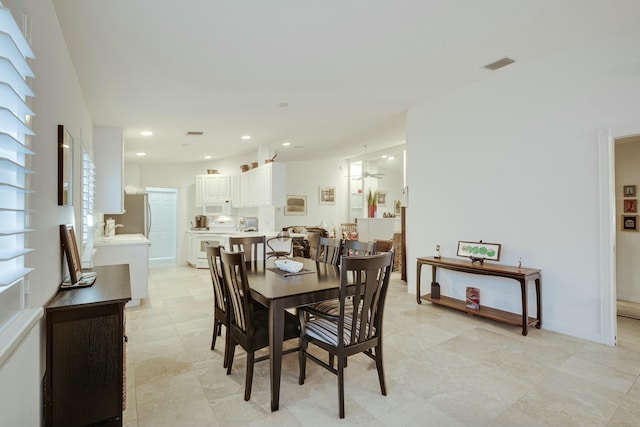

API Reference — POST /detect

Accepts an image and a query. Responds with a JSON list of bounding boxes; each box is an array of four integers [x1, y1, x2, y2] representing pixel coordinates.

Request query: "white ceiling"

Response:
[[52, 0, 640, 165]]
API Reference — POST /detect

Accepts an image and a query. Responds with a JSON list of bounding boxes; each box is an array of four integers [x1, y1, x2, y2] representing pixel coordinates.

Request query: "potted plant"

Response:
[[367, 189, 377, 218]]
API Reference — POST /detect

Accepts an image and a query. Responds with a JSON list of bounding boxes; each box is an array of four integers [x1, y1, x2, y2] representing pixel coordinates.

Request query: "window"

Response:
[[0, 3, 35, 332], [82, 147, 95, 244]]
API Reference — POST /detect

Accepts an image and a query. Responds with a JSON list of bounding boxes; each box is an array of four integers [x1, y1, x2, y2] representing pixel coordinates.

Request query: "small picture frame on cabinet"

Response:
[[623, 185, 636, 197], [621, 215, 639, 232]]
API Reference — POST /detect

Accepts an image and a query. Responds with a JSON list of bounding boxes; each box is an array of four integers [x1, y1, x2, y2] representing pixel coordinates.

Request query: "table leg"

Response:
[[269, 301, 285, 411], [520, 279, 528, 336], [416, 262, 423, 304], [535, 277, 542, 329]]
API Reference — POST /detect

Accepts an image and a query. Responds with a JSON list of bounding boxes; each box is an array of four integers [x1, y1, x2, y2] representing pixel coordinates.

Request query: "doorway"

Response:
[[146, 187, 178, 263]]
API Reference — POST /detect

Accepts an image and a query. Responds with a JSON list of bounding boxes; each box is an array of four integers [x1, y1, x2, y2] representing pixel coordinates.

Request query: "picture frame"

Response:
[[285, 195, 307, 216], [60, 224, 97, 288], [376, 190, 386, 206], [58, 125, 74, 206], [457, 240, 501, 262], [624, 199, 637, 213], [318, 186, 336, 204], [621, 215, 639, 232], [623, 185, 636, 198]]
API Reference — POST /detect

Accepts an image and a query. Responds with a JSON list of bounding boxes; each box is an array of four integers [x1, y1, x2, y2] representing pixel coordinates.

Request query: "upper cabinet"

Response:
[[233, 162, 285, 208], [94, 127, 124, 213], [196, 174, 231, 206]]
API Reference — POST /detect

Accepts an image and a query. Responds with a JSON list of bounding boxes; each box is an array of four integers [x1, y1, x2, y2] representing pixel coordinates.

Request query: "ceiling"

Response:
[[52, 1, 640, 165]]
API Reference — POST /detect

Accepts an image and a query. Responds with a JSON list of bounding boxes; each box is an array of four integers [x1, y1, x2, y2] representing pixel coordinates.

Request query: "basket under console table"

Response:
[[416, 256, 541, 336]]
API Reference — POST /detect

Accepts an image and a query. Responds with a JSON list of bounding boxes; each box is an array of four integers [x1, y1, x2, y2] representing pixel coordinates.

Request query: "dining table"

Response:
[[245, 256, 344, 412]]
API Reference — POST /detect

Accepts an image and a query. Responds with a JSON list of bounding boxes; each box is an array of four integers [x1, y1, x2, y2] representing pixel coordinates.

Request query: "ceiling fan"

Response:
[[350, 145, 385, 180]]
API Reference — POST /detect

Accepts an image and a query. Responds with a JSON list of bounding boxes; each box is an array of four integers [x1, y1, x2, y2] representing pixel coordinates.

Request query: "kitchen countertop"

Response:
[[185, 230, 305, 238], [94, 233, 151, 246]]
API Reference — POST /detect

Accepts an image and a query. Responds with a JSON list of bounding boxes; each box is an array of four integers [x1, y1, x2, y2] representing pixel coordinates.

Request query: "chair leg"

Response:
[[375, 344, 387, 396], [338, 357, 345, 419], [226, 340, 236, 374], [211, 319, 219, 350], [298, 338, 307, 385], [223, 328, 231, 368], [244, 352, 255, 401]]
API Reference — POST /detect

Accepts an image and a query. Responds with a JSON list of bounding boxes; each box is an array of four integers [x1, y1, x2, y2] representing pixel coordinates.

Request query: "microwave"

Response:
[[202, 201, 231, 216]]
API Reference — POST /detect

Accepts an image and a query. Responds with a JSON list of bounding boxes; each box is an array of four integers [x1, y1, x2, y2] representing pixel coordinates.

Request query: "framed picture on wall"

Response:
[[376, 190, 386, 206], [285, 195, 307, 216], [621, 215, 639, 232], [623, 185, 636, 197], [624, 199, 637, 213], [318, 186, 336, 204]]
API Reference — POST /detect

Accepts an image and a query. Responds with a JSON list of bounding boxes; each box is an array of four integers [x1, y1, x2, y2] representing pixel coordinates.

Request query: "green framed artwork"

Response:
[[457, 241, 501, 262]]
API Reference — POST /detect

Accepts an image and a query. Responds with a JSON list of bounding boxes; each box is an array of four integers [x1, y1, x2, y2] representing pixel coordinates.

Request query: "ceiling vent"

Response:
[[484, 57, 515, 71], [185, 131, 204, 136]]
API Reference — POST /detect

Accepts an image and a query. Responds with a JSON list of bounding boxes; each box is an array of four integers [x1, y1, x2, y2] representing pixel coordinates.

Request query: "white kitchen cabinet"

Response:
[[195, 174, 231, 206], [236, 162, 285, 207], [94, 127, 124, 213], [356, 217, 401, 242]]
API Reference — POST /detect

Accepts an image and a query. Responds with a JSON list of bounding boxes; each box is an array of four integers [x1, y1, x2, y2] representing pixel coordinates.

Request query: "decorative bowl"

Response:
[[275, 259, 303, 273]]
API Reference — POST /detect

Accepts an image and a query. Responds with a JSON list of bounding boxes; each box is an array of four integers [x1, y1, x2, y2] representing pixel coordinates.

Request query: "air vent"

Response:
[[186, 131, 204, 136], [484, 57, 515, 71]]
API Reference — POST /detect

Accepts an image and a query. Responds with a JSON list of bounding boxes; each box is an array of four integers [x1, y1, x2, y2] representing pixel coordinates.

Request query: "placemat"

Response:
[[267, 267, 315, 277]]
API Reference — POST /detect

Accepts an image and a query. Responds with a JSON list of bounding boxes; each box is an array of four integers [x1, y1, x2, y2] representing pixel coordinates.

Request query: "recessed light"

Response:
[[140, 131, 153, 136], [388, 156, 394, 160], [204, 155, 212, 159], [282, 142, 291, 146], [136, 152, 146, 156], [241, 135, 251, 140], [381, 155, 388, 158]]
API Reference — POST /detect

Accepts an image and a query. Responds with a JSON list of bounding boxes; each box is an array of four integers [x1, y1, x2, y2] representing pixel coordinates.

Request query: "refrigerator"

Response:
[[107, 193, 151, 237]]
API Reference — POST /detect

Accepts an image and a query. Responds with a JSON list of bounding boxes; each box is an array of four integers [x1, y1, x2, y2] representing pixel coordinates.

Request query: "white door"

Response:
[[146, 187, 178, 262]]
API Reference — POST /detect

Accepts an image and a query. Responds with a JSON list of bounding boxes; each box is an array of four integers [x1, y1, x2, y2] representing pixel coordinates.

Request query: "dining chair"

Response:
[[315, 237, 343, 266], [343, 239, 376, 257], [298, 252, 394, 418], [219, 249, 300, 401], [340, 223, 358, 240], [228, 235, 266, 271], [266, 231, 293, 259], [205, 244, 228, 356]]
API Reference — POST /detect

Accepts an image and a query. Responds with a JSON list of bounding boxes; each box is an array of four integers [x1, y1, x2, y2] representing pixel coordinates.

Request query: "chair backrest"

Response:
[[315, 237, 343, 265], [205, 243, 226, 314], [343, 239, 377, 257], [338, 252, 394, 348], [229, 235, 266, 270], [266, 231, 293, 258], [219, 250, 255, 335]]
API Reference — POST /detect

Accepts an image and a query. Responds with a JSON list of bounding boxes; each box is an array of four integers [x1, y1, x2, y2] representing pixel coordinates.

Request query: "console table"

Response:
[[416, 256, 541, 336]]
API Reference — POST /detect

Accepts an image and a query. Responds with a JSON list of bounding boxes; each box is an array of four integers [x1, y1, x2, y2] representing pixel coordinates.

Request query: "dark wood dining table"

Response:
[[246, 257, 343, 412]]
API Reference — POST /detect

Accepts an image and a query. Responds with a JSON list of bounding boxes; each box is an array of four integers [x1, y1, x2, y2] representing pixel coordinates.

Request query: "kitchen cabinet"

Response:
[[45, 264, 130, 427], [94, 127, 124, 213], [196, 174, 231, 206], [236, 163, 285, 207], [186, 231, 228, 268], [357, 217, 401, 242]]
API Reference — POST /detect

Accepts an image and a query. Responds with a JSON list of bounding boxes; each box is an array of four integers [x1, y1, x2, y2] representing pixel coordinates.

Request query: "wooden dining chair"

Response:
[[228, 235, 266, 271], [219, 249, 300, 401], [315, 237, 343, 266], [266, 231, 293, 259], [342, 239, 376, 257], [205, 244, 228, 357], [298, 252, 394, 418]]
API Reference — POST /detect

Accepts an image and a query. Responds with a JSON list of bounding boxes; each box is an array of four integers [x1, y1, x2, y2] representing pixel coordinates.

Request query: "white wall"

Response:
[[615, 140, 640, 302], [1, 0, 94, 424], [405, 24, 640, 343]]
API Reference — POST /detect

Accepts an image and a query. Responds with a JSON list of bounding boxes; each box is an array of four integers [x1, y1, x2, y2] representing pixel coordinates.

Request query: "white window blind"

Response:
[[82, 148, 95, 244], [0, 2, 35, 331]]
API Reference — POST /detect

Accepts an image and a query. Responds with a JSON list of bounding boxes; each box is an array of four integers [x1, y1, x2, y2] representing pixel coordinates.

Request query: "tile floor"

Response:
[[122, 263, 640, 427]]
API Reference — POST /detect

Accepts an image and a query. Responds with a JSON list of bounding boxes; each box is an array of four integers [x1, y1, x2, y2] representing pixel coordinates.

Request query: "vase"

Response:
[[368, 205, 377, 218]]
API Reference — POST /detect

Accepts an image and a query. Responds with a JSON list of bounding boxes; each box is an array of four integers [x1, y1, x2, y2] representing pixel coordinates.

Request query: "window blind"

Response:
[[82, 148, 95, 244], [0, 2, 35, 331]]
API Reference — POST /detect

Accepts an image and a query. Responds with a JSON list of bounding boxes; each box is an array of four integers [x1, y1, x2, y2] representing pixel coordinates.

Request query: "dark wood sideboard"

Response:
[[416, 256, 541, 336], [45, 264, 131, 427]]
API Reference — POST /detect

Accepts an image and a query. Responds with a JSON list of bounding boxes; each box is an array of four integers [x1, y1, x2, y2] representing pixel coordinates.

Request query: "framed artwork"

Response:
[[285, 195, 307, 215], [622, 215, 639, 231], [624, 199, 637, 213], [376, 190, 386, 206], [318, 186, 336, 204], [457, 240, 501, 262], [623, 185, 636, 198]]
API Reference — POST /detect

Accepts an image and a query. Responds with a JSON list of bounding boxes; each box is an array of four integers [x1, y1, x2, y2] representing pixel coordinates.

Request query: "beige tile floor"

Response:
[[123, 263, 640, 427]]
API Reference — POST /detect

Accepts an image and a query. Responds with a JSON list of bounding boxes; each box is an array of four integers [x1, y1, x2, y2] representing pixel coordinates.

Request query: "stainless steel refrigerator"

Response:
[[107, 193, 151, 237]]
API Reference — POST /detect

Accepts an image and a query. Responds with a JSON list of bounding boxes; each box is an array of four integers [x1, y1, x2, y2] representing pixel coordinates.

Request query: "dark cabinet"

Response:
[[45, 264, 131, 427]]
